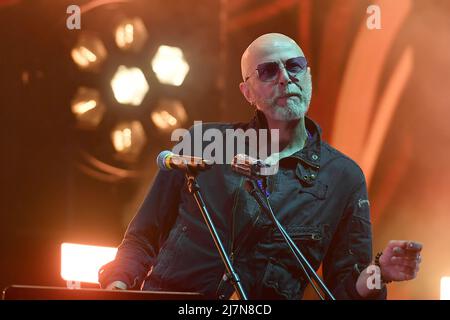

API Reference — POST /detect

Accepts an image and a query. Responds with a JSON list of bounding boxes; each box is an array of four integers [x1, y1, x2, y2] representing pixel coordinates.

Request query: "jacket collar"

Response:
[[248, 110, 322, 170]]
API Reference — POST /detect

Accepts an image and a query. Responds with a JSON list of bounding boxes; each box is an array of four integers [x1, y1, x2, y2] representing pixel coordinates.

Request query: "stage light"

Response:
[[60, 243, 117, 284], [441, 277, 450, 300], [111, 121, 147, 161], [151, 45, 190, 86], [115, 17, 148, 52], [111, 65, 149, 106], [71, 87, 106, 129], [71, 33, 107, 71], [74, 100, 96, 114], [151, 98, 188, 131]]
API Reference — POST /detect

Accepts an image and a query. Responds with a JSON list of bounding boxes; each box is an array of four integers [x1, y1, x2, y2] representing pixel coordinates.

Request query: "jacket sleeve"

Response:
[[322, 174, 387, 300], [98, 168, 185, 289]]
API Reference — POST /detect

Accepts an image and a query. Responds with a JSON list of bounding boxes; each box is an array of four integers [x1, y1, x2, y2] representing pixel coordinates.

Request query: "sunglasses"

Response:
[[245, 56, 308, 82]]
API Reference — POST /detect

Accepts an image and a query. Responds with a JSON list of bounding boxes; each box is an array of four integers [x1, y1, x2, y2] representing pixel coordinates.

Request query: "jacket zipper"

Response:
[[273, 232, 322, 242]]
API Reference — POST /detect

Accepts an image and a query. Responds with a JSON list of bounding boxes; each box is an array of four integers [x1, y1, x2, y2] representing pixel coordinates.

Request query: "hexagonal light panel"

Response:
[[71, 33, 107, 71], [111, 121, 147, 162], [71, 87, 106, 129], [111, 65, 149, 106], [114, 17, 148, 52], [151, 98, 188, 131], [151, 45, 189, 86]]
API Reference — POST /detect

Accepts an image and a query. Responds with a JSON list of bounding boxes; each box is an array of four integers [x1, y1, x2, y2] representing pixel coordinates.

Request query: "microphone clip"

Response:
[[231, 154, 277, 179]]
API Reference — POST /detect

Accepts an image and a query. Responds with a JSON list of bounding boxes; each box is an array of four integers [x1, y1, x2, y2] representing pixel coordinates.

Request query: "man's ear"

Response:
[[239, 81, 253, 105]]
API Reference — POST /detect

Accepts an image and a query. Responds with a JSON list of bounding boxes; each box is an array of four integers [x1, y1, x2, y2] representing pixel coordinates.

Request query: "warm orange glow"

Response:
[[114, 17, 148, 52], [116, 23, 134, 48], [441, 277, 450, 300], [113, 127, 132, 152], [110, 121, 147, 162], [151, 111, 178, 129], [111, 65, 149, 106], [71, 46, 97, 68], [60, 243, 117, 283], [151, 45, 190, 86], [150, 98, 188, 131], [70, 34, 107, 71], [70, 87, 105, 129], [332, 0, 412, 171], [72, 99, 97, 115], [360, 47, 414, 184]]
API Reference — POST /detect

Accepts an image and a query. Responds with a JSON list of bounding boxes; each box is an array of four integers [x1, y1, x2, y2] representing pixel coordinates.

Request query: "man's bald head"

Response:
[[241, 33, 304, 80], [238, 33, 312, 122]]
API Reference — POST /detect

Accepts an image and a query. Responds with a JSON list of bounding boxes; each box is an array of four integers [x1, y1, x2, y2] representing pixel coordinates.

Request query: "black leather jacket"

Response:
[[99, 112, 386, 300]]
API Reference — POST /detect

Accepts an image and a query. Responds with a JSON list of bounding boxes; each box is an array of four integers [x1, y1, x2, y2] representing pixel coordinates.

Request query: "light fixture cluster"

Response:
[[70, 17, 190, 163]]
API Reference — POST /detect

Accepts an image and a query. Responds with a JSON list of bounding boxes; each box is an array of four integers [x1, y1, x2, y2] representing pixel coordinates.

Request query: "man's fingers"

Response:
[[403, 265, 417, 274], [406, 242, 423, 252], [389, 240, 409, 248], [392, 254, 421, 261], [391, 245, 422, 257], [388, 267, 416, 281], [391, 256, 421, 268], [392, 251, 421, 261], [392, 246, 406, 256], [105, 280, 127, 290], [388, 240, 423, 252]]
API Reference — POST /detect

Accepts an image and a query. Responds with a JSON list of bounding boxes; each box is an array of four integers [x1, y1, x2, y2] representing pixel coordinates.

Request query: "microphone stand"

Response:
[[185, 166, 248, 300], [244, 179, 335, 300]]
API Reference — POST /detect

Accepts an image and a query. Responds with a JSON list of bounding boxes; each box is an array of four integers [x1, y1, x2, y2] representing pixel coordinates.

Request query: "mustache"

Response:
[[277, 92, 301, 99]]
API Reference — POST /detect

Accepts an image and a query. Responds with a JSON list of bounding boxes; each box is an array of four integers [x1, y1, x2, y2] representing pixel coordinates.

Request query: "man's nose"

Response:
[[278, 65, 291, 85]]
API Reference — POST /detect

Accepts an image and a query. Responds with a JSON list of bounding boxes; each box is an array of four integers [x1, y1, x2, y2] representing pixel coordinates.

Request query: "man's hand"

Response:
[[356, 240, 422, 298], [379, 240, 422, 282], [105, 280, 128, 290]]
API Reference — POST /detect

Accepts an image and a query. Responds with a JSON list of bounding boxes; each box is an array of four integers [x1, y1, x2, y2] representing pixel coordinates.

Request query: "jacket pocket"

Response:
[[270, 225, 327, 269], [271, 225, 323, 243], [261, 259, 302, 300]]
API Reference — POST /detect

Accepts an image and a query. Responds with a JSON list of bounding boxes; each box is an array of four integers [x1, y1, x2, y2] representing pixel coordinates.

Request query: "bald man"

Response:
[[99, 33, 422, 299]]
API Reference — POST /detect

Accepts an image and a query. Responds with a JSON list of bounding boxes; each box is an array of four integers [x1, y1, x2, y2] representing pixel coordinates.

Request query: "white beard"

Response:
[[266, 99, 309, 121]]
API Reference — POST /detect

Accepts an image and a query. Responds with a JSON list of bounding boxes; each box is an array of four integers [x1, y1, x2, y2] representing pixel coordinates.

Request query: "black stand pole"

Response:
[[185, 168, 248, 300], [244, 179, 335, 300]]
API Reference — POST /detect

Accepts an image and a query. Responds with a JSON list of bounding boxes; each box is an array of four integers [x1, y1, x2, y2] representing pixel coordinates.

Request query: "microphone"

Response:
[[156, 150, 213, 172], [231, 154, 278, 178]]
